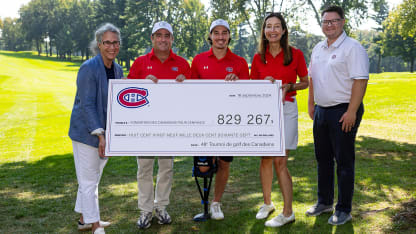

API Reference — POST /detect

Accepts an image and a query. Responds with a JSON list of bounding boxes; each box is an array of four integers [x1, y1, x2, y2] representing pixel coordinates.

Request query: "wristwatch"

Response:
[[288, 82, 295, 92]]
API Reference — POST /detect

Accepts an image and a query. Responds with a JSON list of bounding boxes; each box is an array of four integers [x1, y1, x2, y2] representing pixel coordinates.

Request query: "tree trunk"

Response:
[[377, 52, 381, 73], [411, 58, 414, 73], [126, 59, 130, 70], [307, 0, 321, 27], [45, 41, 48, 57], [50, 41, 53, 57], [36, 40, 41, 56]]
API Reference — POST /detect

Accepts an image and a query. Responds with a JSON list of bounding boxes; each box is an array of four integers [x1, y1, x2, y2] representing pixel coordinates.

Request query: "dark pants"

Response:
[[313, 103, 364, 214]]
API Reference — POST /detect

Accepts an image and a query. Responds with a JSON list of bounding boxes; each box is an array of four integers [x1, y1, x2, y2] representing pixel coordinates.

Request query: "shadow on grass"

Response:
[[0, 136, 414, 233]]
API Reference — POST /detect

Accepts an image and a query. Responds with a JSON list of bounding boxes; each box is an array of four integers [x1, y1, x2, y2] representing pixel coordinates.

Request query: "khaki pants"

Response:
[[137, 156, 173, 212]]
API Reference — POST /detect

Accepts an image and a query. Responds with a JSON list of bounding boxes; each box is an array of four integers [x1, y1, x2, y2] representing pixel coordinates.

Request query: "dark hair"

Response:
[[258, 12, 292, 66], [208, 25, 232, 46], [321, 5, 345, 19]]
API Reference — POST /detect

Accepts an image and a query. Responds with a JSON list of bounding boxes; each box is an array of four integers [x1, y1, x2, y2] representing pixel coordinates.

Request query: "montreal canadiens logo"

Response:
[[117, 87, 149, 108]]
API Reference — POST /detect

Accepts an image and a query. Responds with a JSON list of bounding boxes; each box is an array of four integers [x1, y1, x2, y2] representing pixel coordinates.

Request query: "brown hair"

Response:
[[321, 5, 345, 19], [258, 12, 292, 66]]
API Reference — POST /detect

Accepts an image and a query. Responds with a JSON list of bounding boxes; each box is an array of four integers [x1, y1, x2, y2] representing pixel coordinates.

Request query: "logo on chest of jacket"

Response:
[[226, 67, 233, 72], [171, 66, 178, 71], [117, 87, 149, 108]]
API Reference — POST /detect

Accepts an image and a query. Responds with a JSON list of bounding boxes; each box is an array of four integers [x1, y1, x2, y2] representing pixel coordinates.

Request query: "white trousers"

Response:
[[137, 157, 173, 212], [73, 141, 107, 223]]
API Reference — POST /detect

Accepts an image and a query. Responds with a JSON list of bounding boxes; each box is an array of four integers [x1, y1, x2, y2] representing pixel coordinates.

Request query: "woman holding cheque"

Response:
[[250, 12, 308, 227], [68, 23, 124, 234]]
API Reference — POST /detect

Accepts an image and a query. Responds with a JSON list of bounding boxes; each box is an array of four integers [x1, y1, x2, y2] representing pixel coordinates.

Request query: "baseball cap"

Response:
[[209, 19, 230, 32], [152, 21, 173, 35]]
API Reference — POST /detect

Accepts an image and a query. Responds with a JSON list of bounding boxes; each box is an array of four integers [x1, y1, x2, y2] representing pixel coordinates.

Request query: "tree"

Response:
[[44, 0, 62, 57], [123, 0, 159, 69], [92, 0, 128, 65], [210, 0, 253, 59], [72, 0, 94, 60], [371, 0, 389, 73], [233, 23, 257, 62], [289, 25, 323, 65], [174, 0, 209, 58], [395, 0, 416, 38], [382, 1, 416, 72], [300, 0, 387, 34], [19, 0, 48, 55], [1, 18, 28, 51], [234, 0, 276, 47]]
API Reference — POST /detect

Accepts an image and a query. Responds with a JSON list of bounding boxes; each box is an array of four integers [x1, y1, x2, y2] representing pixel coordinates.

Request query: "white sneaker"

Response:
[[265, 212, 295, 227], [256, 203, 275, 219], [78, 220, 111, 231], [93, 227, 105, 234], [210, 202, 224, 220]]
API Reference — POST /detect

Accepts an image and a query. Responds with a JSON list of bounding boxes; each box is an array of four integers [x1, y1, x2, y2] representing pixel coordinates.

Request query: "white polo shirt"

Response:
[[309, 31, 369, 107]]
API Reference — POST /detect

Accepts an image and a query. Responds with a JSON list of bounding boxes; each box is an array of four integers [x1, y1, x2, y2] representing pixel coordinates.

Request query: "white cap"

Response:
[[209, 19, 230, 32], [152, 21, 173, 35]]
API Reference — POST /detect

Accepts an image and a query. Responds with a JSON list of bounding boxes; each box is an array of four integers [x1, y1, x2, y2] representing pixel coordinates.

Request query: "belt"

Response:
[[317, 103, 349, 109]]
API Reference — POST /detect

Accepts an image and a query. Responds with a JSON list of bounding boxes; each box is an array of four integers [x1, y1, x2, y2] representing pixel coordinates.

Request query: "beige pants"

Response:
[[137, 156, 173, 212]]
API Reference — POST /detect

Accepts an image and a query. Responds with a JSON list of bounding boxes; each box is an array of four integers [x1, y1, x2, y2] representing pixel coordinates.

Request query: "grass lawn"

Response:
[[0, 51, 415, 233]]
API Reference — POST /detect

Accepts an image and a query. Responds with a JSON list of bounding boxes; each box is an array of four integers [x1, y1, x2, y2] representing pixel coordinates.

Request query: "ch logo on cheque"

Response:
[[117, 87, 149, 108]]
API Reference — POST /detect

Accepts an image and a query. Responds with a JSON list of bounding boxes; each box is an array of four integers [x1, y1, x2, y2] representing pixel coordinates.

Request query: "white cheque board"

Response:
[[105, 79, 285, 156]]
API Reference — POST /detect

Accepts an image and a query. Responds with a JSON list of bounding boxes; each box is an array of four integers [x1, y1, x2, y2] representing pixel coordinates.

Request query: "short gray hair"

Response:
[[89, 23, 121, 55]]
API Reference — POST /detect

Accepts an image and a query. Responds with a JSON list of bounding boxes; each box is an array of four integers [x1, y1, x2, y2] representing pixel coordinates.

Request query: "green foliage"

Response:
[[382, 1, 416, 72], [295, 0, 387, 35], [0, 18, 28, 51], [71, 0, 95, 60], [289, 25, 323, 65], [0, 51, 415, 233], [0, 0, 411, 72], [19, 0, 48, 55], [175, 0, 209, 58], [395, 0, 416, 38], [371, 0, 389, 30], [354, 30, 408, 73]]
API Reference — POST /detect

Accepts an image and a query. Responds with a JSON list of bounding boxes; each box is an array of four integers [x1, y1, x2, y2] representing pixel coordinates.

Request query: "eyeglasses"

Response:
[[102, 40, 120, 47], [321, 18, 343, 26]]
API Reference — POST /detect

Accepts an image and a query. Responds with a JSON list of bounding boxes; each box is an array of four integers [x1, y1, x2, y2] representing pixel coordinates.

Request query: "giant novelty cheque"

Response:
[[105, 80, 286, 156]]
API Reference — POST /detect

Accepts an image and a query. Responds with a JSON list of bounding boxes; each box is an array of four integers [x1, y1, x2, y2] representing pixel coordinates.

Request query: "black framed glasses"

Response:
[[321, 18, 343, 26]]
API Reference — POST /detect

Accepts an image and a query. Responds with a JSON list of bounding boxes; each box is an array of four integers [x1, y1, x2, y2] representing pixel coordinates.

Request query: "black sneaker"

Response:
[[305, 203, 334, 216], [137, 211, 152, 229], [328, 210, 352, 225], [155, 208, 172, 224]]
